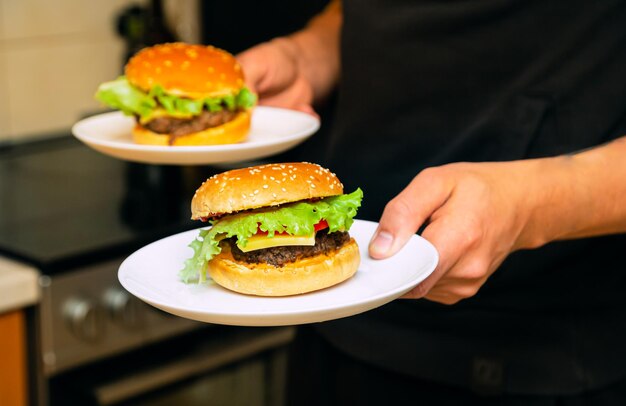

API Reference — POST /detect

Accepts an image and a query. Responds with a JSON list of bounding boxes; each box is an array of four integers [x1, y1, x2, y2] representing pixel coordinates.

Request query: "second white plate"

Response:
[[72, 106, 320, 165], [118, 220, 439, 326]]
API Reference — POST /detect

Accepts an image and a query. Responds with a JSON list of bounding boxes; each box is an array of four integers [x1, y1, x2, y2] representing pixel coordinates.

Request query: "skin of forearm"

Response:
[[519, 135, 626, 249], [282, 0, 342, 103]]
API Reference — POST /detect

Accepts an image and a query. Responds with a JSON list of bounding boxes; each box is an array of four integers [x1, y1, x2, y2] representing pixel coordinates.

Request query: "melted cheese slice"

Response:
[[139, 108, 194, 124], [237, 233, 315, 253]]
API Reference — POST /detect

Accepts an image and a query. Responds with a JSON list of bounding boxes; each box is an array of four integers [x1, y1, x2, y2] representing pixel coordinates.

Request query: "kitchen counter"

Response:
[[0, 256, 39, 313]]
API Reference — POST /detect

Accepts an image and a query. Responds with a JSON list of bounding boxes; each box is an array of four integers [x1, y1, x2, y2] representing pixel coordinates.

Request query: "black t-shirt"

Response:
[[319, 0, 626, 395]]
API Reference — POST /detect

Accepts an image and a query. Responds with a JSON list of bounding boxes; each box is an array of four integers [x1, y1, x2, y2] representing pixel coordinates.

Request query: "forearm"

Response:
[[275, 0, 342, 103], [519, 135, 626, 248]]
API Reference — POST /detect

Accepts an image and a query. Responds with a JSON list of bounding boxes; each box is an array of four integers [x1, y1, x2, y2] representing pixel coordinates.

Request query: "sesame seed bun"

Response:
[[125, 42, 245, 99], [191, 162, 344, 219], [208, 238, 360, 296], [131, 109, 251, 146]]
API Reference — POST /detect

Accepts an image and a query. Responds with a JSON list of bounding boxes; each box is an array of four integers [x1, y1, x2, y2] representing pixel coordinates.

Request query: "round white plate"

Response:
[[119, 219, 439, 326], [71, 106, 320, 165]]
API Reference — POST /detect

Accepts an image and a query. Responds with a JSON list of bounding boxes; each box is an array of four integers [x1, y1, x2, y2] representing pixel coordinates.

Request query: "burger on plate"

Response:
[[181, 162, 364, 296], [95, 42, 256, 146]]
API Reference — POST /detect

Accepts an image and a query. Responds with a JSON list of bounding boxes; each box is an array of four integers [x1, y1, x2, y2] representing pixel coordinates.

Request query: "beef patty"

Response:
[[143, 109, 238, 137], [223, 230, 351, 267]]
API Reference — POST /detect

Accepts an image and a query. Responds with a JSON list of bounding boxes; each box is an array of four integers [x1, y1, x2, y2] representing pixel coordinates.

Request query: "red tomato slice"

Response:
[[314, 220, 329, 232]]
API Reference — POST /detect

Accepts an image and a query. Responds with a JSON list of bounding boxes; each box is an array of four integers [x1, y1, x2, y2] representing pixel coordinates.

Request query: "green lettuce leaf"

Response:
[[95, 76, 156, 117], [179, 188, 364, 283], [95, 76, 256, 120]]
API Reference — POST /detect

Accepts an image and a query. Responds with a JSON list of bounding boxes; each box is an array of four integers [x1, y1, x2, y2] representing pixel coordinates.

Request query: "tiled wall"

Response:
[[0, 0, 199, 143]]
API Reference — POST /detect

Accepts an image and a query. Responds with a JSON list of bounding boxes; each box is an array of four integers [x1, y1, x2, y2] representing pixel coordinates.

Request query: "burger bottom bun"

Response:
[[132, 109, 251, 146], [208, 239, 360, 297]]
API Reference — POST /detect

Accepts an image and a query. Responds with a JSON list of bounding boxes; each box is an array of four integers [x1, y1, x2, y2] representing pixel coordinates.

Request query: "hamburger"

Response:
[[95, 42, 256, 146], [181, 162, 363, 296]]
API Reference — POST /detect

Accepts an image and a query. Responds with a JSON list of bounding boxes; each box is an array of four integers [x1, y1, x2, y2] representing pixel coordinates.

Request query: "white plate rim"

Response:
[[71, 106, 320, 163], [118, 219, 439, 325]]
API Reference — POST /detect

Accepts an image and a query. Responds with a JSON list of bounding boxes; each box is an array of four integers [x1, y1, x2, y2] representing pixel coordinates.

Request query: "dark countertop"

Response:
[[0, 136, 221, 274]]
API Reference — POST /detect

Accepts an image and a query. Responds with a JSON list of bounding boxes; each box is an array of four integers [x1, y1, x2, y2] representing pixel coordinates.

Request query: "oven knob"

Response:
[[104, 287, 141, 329], [63, 297, 104, 341]]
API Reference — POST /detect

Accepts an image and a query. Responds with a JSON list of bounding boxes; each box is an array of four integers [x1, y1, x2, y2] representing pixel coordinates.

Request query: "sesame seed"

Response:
[[263, 185, 268, 189], [254, 190, 259, 194], [311, 184, 316, 188], [282, 188, 287, 192]]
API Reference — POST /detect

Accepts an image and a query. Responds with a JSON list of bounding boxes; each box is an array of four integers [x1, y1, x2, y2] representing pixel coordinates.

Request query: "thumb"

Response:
[[369, 169, 451, 259]]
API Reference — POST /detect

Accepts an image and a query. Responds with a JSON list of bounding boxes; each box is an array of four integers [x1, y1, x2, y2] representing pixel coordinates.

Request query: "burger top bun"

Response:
[[191, 162, 344, 219], [125, 43, 245, 99]]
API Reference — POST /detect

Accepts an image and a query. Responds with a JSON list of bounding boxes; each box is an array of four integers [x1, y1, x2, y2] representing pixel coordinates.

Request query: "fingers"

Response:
[[236, 46, 268, 94], [236, 41, 315, 113], [256, 76, 315, 113], [403, 223, 498, 302], [399, 217, 464, 300], [369, 168, 452, 259]]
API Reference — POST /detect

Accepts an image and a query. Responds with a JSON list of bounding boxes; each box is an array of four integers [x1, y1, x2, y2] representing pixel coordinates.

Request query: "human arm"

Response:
[[236, 0, 342, 114], [369, 136, 626, 304]]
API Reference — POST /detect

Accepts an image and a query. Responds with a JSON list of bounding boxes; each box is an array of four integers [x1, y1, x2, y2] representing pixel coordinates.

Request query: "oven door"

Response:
[[48, 326, 294, 406]]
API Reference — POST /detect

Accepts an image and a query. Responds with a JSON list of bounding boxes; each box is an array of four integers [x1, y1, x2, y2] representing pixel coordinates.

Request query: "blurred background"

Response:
[[0, 1, 331, 405], [0, 0, 330, 144]]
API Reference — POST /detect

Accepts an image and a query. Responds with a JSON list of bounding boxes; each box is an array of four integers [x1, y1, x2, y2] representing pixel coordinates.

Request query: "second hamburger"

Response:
[[96, 42, 256, 146], [181, 162, 363, 296]]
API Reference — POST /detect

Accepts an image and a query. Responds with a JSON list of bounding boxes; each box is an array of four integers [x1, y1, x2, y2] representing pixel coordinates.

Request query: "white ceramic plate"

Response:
[[118, 220, 439, 326], [71, 106, 320, 165]]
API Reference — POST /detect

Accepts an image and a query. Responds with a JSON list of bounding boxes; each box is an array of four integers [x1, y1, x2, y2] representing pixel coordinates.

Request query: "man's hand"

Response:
[[237, 39, 316, 115], [369, 136, 626, 305], [369, 162, 534, 304], [236, 1, 341, 115]]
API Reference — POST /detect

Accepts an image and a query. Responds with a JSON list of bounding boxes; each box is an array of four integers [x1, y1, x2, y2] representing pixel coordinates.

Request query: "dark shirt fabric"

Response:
[[319, 0, 626, 395]]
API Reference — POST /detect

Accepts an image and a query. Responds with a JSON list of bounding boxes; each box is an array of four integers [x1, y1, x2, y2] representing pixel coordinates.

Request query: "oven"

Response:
[[38, 257, 294, 406], [0, 137, 294, 405]]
